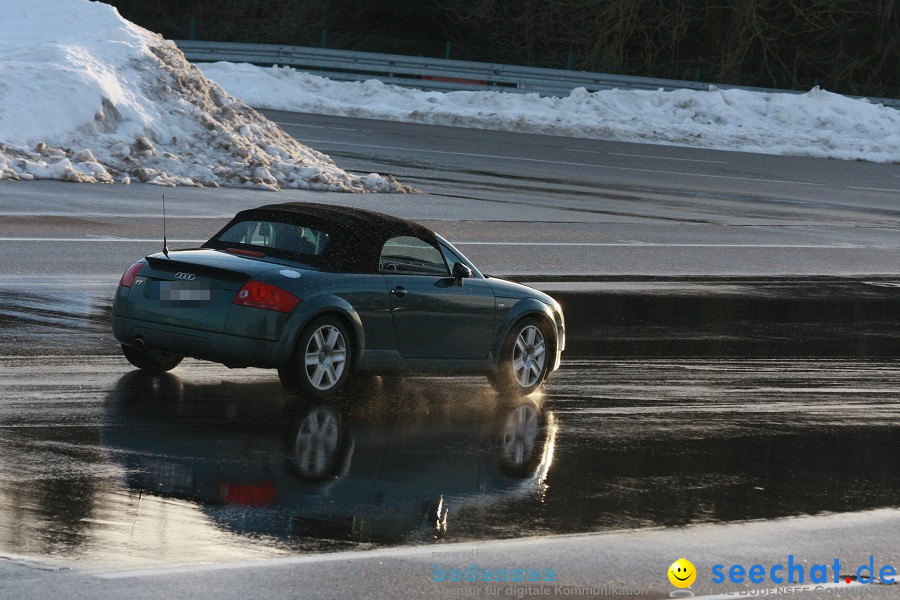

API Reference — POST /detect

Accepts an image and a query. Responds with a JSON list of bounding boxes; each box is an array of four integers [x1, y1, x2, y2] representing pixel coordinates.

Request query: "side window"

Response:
[[380, 236, 449, 276], [439, 242, 481, 279], [439, 243, 466, 272]]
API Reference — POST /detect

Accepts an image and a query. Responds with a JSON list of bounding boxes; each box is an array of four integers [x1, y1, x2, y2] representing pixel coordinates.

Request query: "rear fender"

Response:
[[271, 294, 365, 366]]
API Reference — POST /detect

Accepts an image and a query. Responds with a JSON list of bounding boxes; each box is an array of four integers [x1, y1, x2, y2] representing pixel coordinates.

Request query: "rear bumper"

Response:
[[112, 280, 301, 368], [113, 315, 286, 368]]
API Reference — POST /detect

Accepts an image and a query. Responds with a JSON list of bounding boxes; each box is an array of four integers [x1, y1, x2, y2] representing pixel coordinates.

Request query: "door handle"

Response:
[[390, 286, 408, 298]]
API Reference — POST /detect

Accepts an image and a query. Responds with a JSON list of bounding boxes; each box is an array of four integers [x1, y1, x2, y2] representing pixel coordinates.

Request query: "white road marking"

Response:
[[602, 167, 822, 185], [846, 186, 900, 193], [85, 234, 131, 240], [0, 238, 206, 242], [453, 241, 881, 248], [296, 138, 825, 186], [0, 238, 890, 249], [0, 281, 116, 287], [0, 213, 234, 218], [567, 149, 728, 164], [274, 121, 365, 132]]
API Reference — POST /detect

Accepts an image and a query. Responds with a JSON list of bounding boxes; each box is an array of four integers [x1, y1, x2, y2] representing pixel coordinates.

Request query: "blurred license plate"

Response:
[[149, 280, 212, 306]]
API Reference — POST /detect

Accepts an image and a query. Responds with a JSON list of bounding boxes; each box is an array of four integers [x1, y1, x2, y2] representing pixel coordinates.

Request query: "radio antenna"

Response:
[[162, 193, 169, 257]]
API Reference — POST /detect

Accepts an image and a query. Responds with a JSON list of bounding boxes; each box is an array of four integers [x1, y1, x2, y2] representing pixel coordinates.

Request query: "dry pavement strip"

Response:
[[3, 509, 900, 599]]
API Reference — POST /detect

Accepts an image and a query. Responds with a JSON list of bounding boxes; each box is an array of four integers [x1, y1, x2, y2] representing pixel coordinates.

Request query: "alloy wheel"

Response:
[[304, 325, 347, 390], [512, 325, 546, 388]]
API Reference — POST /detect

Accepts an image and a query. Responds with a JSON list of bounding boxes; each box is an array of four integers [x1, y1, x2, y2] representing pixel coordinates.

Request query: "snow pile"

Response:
[[201, 62, 900, 164], [0, 0, 409, 192]]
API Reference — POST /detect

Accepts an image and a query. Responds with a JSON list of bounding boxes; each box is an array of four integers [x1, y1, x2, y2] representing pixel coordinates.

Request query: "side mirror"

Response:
[[452, 262, 472, 286]]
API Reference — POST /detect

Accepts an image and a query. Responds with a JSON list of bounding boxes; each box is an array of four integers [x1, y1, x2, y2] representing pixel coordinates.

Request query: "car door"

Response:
[[380, 235, 494, 359]]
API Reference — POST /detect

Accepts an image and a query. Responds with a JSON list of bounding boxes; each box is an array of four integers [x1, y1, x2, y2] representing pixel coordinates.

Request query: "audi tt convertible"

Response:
[[112, 203, 565, 398]]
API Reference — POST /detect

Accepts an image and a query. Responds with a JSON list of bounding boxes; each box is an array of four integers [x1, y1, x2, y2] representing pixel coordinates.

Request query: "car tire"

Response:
[[489, 317, 552, 397], [279, 316, 353, 399], [120, 343, 183, 373]]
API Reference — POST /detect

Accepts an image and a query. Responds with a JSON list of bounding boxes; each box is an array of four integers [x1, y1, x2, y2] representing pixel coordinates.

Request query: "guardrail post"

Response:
[[189, 17, 196, 41], [566, 52, 573, 70], [444, 41, 451, 60], [321, 29, 328, 49]]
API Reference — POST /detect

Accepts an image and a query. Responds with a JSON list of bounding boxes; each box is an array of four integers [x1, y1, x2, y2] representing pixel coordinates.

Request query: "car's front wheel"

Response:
[[279, 316, 353, 399], [489, 317, 552, 397], [120, 344, 183, 373]]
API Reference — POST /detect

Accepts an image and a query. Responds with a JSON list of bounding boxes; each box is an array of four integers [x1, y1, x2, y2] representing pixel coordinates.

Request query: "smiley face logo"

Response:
[[668, 558, 697, 588]]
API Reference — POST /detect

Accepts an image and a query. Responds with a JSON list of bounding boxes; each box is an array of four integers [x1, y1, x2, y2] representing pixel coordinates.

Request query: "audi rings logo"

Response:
[[174, 272, 196, 281]]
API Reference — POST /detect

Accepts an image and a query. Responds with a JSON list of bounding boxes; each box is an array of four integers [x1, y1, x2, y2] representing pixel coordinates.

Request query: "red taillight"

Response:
[[118, 261, 144, 287], [226, 247, 265, 258], [233, 280, 300, 313]]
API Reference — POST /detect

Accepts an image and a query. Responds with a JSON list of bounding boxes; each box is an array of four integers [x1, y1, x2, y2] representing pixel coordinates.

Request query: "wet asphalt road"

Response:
[[2, 112, 900, 278], [4, 346, 900, 599], [2, 282, 900, 574], [3, 113, 900, 597], [5, 351, 900, 567]]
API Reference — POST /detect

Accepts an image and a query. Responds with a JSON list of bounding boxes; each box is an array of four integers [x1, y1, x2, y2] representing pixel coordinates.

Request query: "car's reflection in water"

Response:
[[103, 372, 556, 545]]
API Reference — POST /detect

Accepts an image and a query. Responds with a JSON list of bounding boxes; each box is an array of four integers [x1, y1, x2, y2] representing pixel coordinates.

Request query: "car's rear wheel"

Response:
[[279, 316, 353, 399], [120, 343, 183, 373], [489, 317, 551, 397]]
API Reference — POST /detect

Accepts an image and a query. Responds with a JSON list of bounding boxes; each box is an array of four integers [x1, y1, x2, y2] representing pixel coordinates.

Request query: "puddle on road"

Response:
[[0, 288, 113, 356], [1, 359, 900, 566], [2, 283, 900, 565], [551, 280, 900, 357]]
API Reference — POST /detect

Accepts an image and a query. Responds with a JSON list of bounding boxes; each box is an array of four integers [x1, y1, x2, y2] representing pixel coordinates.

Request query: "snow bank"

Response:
[[0, 0, 409, 192], [201, 62, 900, 164]]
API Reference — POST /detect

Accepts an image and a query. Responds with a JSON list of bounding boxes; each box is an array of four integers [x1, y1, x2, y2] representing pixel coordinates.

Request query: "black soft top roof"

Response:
[[205, 202, 436, 273]]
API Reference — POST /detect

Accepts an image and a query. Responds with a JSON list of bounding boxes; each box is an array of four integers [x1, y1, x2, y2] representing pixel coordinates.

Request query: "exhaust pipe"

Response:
[[132, 336, 146, 351]]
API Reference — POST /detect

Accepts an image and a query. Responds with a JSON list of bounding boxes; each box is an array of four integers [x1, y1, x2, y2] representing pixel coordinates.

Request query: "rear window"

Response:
[[217, 220, 330, 257]]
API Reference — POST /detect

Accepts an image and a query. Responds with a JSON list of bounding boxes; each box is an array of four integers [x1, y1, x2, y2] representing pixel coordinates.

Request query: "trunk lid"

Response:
[[127, 249, 281, 332], [144, 249, 281, 280]]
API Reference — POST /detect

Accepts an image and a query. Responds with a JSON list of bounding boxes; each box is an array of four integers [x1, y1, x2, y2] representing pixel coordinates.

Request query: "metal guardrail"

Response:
[[176, 40, 900, 108]]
